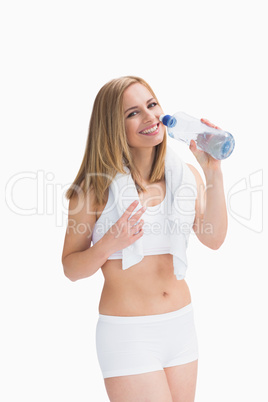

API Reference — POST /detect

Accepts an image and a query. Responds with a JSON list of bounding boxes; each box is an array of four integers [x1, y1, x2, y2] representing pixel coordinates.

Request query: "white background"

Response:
[[1, 0, 267, 401]]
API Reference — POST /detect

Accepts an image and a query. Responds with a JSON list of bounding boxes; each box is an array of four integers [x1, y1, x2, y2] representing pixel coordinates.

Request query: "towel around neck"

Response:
[[109, 144, 197, 280]]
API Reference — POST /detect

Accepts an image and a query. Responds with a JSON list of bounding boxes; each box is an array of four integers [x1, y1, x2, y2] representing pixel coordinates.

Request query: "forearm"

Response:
[[62, 236, 111, 282], [196, 169, 228, 249]]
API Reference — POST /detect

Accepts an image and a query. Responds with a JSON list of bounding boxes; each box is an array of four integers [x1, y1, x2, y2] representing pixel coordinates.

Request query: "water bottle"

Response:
[[159, 111, 235, 160]]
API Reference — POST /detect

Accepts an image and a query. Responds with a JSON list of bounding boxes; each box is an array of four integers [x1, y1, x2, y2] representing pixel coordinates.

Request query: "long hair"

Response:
[[65, 76, 167, 208]]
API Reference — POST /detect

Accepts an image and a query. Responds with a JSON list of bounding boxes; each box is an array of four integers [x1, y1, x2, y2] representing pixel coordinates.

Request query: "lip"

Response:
[[139, 123, 160, 136]]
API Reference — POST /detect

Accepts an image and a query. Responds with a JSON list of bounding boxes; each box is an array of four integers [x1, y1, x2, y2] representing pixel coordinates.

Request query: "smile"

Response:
[[139, 123, 159, 136]]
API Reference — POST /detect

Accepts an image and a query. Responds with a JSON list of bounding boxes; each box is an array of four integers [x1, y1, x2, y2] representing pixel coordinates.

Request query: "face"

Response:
[[123, 83, 165, 148]]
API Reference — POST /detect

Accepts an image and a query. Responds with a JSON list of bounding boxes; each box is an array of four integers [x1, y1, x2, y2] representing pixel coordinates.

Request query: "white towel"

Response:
[[109, 144, 197, 280]]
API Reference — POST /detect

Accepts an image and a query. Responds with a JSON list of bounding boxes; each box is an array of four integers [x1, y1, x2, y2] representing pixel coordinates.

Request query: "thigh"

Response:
[[164, 359, 198, 402], [104, 370, 173, 402]]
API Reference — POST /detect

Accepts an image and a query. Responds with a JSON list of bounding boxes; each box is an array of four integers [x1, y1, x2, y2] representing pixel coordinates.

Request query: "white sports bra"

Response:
[[92, 182, 172, 259], [91, 145, 197, 280]]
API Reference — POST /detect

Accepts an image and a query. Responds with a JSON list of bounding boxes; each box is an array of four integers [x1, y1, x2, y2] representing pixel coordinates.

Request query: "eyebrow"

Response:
[[124, 97, 155, 115]]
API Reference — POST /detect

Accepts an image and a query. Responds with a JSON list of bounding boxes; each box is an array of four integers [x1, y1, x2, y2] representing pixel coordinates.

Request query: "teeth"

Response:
[[141, 125, 158, 134]]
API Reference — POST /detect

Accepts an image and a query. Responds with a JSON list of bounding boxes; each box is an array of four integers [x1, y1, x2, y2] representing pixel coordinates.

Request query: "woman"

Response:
[[62, 76, 227, 402]]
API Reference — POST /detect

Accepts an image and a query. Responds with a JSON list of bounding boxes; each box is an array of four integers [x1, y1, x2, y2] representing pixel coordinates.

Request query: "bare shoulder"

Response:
[[61, 182, 97, 262]]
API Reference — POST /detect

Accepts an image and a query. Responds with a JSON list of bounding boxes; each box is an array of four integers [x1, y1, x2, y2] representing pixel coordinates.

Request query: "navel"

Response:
[[162, 291, 168, 297]]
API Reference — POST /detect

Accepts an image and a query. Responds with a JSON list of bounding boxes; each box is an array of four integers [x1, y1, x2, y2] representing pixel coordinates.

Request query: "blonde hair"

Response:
[[65, 76, 167, 208]]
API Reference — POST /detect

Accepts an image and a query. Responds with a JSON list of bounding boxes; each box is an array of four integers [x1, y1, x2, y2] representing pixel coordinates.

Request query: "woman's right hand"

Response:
[[103, 200, 146, 254]]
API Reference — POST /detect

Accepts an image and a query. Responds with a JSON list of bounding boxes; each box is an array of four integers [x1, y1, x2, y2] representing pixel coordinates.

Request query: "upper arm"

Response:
[[61, 186, 97, 263], [187, 163, 206, 228]]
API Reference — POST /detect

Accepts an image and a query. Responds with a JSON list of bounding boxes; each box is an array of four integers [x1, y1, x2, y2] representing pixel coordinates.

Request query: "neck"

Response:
[[130, 146, 156, 182]]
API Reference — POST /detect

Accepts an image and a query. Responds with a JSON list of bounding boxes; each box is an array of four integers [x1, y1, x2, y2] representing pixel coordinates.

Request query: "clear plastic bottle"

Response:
[[160, 111, 235, 160]]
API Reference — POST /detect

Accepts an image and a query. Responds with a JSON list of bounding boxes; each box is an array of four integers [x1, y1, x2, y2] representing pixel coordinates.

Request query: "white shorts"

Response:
[[95, 303, 198, 379]]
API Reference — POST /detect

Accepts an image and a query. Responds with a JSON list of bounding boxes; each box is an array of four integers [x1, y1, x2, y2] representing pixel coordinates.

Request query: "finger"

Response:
[[201, 118, 220, 129], [128, 205, 146, 223], [189, 139, 206, 159], [122, 200, 139, 218], [130, 227, 144, 240], [189, 139, 202, 156], [128, 208, 144, 227], [189, 139, 197, 152], [130, 220, 144, 235]]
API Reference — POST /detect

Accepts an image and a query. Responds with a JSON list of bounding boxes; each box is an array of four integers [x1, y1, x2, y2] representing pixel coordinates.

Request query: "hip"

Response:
[[95, 302, 199, 379]]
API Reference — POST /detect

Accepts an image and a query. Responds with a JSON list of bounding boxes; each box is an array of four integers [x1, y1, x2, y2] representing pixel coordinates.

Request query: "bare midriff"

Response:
[[98, 254, 191, 316]]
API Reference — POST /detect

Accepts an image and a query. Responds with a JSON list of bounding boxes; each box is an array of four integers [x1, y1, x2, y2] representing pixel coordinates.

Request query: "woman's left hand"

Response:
[[189, 118, 222, 173]]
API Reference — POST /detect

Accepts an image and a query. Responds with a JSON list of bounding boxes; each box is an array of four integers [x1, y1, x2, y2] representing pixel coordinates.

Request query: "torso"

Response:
[[95, 178, 192, 316]]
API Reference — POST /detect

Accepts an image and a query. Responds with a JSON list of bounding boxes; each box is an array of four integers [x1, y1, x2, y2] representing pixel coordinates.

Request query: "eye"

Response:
[[127, 110, 138, 118], [148, 102, 158, 108]]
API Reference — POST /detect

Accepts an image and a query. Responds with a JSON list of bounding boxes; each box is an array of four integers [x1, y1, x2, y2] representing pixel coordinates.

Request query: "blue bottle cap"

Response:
[[160, 114, 177, 128]]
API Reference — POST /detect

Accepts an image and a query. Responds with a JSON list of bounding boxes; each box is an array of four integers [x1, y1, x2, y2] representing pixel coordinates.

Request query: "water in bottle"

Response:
[[160, 111, 235, 160]]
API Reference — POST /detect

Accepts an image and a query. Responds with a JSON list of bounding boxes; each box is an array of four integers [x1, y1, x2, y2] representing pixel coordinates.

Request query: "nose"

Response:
[[142, 108, 156, 123]]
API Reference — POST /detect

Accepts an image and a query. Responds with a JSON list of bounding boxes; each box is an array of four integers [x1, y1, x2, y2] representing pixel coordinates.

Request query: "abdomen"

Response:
[[99, 254, 192, 316]]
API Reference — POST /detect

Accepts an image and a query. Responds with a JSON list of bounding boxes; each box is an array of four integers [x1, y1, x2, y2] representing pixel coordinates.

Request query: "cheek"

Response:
[[157, 106, 164, 117], [125, 121, 138, 142]]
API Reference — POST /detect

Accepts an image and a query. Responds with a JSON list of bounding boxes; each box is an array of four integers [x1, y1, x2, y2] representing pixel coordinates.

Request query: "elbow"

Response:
[[207, 235, 226, 250], [196, 231, 226, 250], [64, 271, 78, 282], [64, 269, 79, 282], [206, 223, 227, 250], [208, 241, 223, 250], [62, 260, 78, 282]]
